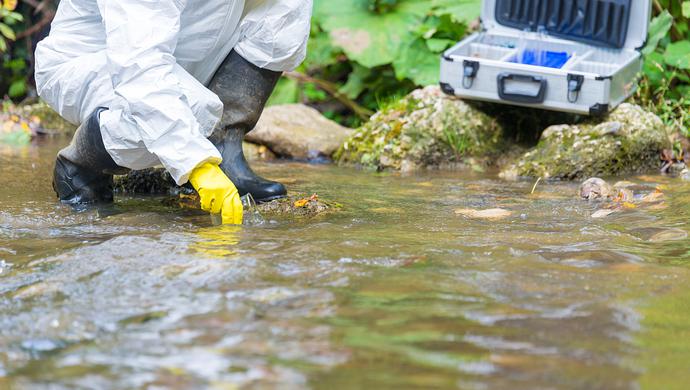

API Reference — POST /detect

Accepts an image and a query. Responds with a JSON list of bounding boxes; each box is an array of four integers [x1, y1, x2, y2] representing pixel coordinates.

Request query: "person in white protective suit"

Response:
[[34, 0, 313, 224]]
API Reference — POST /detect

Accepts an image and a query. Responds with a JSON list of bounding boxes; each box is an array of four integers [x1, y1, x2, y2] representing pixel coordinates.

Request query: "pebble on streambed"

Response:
[[579, 177, 667, 218]]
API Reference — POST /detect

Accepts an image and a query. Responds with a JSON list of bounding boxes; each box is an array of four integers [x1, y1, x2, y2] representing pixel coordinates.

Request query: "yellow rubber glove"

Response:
[[189, 162, 243, 225]]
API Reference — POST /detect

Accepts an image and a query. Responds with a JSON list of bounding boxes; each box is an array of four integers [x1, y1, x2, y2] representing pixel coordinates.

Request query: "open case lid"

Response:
[[481, 0, 652, 49]]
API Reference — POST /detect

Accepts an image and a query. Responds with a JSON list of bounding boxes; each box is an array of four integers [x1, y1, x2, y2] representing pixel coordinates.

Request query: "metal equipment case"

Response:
[[439, 0, 652, 115]]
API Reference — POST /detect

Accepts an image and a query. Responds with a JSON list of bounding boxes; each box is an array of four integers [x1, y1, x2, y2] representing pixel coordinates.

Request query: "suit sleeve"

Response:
[[96, 0, 221, 184]]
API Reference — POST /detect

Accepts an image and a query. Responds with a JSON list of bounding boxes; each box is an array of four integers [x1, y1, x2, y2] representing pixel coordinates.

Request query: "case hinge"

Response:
[[463, 60, 480, 89]]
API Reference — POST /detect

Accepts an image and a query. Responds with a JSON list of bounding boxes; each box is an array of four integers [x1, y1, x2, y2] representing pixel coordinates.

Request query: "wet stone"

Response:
[[17, 100, 77, 135], [247, 104, 352, 160], [503, 103, 672, 180], [20, 339, 64, 353], [580, 178, 615, 200]]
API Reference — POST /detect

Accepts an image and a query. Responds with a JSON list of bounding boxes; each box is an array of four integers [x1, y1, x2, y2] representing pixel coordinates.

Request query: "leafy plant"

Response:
[[638, 1, 690, 138], [0, 0, 56, 101], [0, 0, 22, 53], [269, 0, 481, 125]]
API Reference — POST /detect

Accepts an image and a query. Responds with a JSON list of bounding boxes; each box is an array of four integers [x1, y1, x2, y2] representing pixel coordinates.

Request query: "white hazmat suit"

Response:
[[35, 0, 312, 185]]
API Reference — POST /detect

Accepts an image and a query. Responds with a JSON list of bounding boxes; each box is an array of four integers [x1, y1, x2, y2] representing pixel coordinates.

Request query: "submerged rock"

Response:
[[247, 104, 352, 160], [253, 193, 339, 218], [578, 176, 669, 218], [502, 104, 671, 180], [165, 192, 339, 218], [335, 86, 505, 171], [114, 168, 337, 218], [579, 178, 615, 200]]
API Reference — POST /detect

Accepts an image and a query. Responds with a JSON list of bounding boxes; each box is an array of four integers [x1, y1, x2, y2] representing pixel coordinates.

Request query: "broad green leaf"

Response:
[[642, 11, 673, 55], [664, 41, 690, 69], [393, 38, 440, 86], [683, 1, 690, 18], [314, 0, 434, 67], [431, 0, 482, 23], [0, 36, 6, 52], [305, 29, 341, 69], [426, 38, 455, 53], [0, 22, 15, 40]]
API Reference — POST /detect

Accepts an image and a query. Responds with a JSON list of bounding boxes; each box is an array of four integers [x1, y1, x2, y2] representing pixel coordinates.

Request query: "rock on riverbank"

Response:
[[335, 86, 506, 172], [501, 103, 671, 180]]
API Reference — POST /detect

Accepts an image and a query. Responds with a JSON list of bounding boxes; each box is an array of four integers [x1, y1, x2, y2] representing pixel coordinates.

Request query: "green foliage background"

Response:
[[637, 0, 690, 138], [267, 0, 481, 126]]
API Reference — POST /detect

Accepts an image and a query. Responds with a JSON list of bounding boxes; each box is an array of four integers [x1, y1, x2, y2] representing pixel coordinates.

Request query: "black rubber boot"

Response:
[[207, 50, 285, 203], [53, 108, 128, 205]]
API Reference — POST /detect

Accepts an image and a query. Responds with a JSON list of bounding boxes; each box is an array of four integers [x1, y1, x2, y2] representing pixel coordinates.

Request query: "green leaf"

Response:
[[267, 77, 300, 106], [426, 38, 454, 53], [683, 1, 690, 18], [431, 0, 482, 22], [0, 36, 6, 52], [7, 12, 24, 23], [340, 63, 370, 99], [664, 41, 690, 69], [393, 38, 440, 86], [642, 11, 673, 55], [8, 79, 26, 97], [305, 28, 341, 69], [0, 22, 15, 40], [643, 51, 666, 89]]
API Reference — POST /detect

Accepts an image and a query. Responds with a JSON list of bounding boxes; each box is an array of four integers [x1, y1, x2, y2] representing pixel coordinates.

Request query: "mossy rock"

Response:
[[19, 100, 76, 134], [501, 103, 672, 180], [163, 192, 338, 218], [335, 86, 505, 171], [247, 194, 339, 218]]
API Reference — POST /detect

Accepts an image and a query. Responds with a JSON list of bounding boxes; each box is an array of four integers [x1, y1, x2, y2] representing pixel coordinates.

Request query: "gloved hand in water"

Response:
[[189, 162, 243, 225]]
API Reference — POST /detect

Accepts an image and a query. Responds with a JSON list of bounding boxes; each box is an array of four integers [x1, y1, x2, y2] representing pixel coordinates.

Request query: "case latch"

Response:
[[463, 60, 479, 89], [567, 74, 585, 103]]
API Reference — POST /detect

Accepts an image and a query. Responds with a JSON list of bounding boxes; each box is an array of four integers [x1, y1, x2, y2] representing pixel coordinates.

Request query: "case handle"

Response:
[[497, 73, 547, 104]]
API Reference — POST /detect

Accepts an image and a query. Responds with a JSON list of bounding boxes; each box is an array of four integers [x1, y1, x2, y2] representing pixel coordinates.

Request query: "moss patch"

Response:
[[502, 104, 672, 180]]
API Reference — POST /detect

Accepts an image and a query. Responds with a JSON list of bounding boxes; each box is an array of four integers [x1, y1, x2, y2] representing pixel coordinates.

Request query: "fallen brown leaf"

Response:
[[293, 194, 318, 208]]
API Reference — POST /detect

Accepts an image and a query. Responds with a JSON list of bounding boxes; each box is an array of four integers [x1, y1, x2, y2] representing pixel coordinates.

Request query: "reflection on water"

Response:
[[1, 139, 690, 389]]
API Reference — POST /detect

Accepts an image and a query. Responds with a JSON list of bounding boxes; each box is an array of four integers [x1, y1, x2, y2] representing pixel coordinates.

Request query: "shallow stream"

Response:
[[1, 139, 690, 389]]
